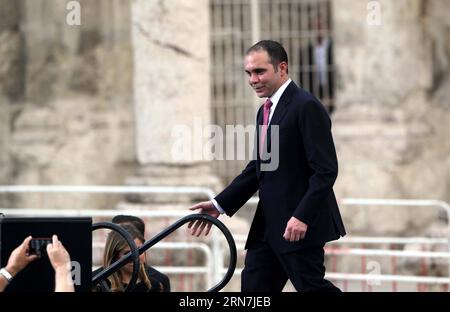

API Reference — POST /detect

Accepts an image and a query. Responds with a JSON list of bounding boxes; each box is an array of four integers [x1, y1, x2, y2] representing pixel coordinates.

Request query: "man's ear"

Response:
[[278, 62, 288, 75]]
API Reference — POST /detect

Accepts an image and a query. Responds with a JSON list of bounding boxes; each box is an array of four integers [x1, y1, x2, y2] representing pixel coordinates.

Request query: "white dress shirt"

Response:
[[314, 38, 329, 86]]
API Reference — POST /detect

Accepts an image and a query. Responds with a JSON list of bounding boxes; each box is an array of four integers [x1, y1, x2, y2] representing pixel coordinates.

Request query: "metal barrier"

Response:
[[243, 197, 450, 291], [0, 185, 219, 291], [93, 241, 214, 286], [2, 185, 450, 291], [339, 198, 450, 289], [341, 198, 450, 249], [2, 207, 224, 291], [229, 235, 450, 292], [0, 185, 216, 199], [93, 215, 236, 292]]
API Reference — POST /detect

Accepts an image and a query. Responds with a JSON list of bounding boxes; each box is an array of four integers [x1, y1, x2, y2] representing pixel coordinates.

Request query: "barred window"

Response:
[[210, 0, 334, 184]]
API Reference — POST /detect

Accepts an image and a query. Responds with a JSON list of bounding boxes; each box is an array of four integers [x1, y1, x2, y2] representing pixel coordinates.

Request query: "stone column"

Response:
[[0, 0, 24, 102], [129, 0, 222, 202], [0, 0, 22, 206], [332, 0, 450, 235], [1, 0, 137, 210]]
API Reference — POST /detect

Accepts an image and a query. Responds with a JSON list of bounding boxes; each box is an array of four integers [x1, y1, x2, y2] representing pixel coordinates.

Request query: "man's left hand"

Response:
[[283, 217, 308, 242]]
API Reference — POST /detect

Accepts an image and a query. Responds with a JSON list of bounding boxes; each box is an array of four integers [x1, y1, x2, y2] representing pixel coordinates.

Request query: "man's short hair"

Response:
[[246, 40, 288, 71], [112, 215, 145, 236]]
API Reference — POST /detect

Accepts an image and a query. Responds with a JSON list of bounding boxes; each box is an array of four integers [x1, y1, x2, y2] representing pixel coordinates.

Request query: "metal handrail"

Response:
[[0, 185, 216, 200], [92, 222, 141, 292], [0, 208, 190, 218], [2, 185, 450, 291], [92, 214, 237, 292], [325, 248, 450, 259], [338, 198, 450, 277], [223, 268, 450, 285], [93, 241, 214, 286], [234, 234, 450, 246]]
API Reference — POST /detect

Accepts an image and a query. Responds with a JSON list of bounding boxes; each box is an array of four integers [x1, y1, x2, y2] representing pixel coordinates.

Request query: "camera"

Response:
[[28, 237, 52, 257]]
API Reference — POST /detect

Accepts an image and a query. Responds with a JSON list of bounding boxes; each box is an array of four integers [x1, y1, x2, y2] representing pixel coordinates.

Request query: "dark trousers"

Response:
[[241, 241, 340, 292]]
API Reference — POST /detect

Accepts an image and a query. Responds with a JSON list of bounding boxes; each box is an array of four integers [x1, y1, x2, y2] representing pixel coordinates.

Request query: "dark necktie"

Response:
[[259, 99, 273, 158]]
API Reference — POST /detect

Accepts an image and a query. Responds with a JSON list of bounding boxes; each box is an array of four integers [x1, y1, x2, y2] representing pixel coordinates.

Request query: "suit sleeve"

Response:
[[293, 99, 338, 225], [214, 160, 259, 217]]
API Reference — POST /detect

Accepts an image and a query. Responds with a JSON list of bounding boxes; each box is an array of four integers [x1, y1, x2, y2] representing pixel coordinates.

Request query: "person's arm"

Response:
[[0, 271, 8, 292], [188, 159, 259, 236], [213, 106, 262, 216], [211, 198, 225, 214], [46, 235, 74, 292], [214, 160, 259, 216], [189, 109, 261, 236], [0, 236, 38, 292]]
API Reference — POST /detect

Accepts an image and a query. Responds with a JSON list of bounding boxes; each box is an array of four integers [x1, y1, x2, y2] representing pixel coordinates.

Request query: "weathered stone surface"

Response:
[[1, 0, 449, 291], [130, 0, 221, 198], [0, 29, 23, 101], [0, 1, 136, 211], [132, 0, 211, 164], [333, 0, 450, 239], [0, 0, 20, 31], [0, 101, 10, 185], [6, 98, 135, 210]]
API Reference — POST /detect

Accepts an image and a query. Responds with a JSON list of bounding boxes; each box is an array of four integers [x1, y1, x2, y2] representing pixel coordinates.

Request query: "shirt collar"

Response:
[[268, 78, 292, 108]]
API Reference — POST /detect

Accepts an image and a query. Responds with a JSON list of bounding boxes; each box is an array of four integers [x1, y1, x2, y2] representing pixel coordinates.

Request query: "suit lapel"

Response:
[[269, 81, 297, 126], [267, 81, 297, 149], [257, 81, 298, 179]]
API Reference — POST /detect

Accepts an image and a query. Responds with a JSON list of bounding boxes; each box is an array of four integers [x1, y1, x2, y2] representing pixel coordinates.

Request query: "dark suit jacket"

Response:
[[215, 81, 346, 253]]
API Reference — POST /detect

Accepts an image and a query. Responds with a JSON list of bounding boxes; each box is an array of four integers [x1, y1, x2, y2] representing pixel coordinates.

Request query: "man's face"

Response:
[[245, 50, 287, 98]]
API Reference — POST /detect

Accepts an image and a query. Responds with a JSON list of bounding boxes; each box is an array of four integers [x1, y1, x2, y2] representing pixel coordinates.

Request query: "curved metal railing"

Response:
[[92, 214, 237, 292]]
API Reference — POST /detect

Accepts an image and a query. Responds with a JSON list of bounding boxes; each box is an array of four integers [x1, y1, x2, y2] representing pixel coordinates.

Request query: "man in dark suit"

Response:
[[299, 40, 334, 113], [189, 40, 345, 292]]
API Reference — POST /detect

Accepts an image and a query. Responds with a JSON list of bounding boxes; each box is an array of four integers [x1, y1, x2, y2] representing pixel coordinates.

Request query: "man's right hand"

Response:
[[188, 201, 220, 237]]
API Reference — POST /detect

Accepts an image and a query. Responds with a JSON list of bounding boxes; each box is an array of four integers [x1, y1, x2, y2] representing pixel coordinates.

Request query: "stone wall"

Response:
[[332, 0, 450, 236], [1, 0, 449, 290], [0, 0, 136, 210], [126, 0, 223, 204]]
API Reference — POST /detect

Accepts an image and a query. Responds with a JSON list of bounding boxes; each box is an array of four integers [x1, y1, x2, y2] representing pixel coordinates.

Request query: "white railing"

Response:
[[238, 197, 450, 291], [339, 198, 450, 280], [1, 207, 220, 291], [92, 241, 213, 287], [0, 185, 216, 199], [0, 185, 219, 291], [1, 185, 450, 291]]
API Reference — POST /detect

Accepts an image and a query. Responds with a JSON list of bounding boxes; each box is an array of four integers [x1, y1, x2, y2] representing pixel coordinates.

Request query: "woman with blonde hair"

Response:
[[100, 224, 162, 292]]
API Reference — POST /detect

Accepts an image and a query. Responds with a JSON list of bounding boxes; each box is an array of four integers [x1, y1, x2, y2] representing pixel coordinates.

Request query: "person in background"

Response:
[[94, 224, 162, 292], [112, 214, 170, 292], [299, 16, 335, 114]]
